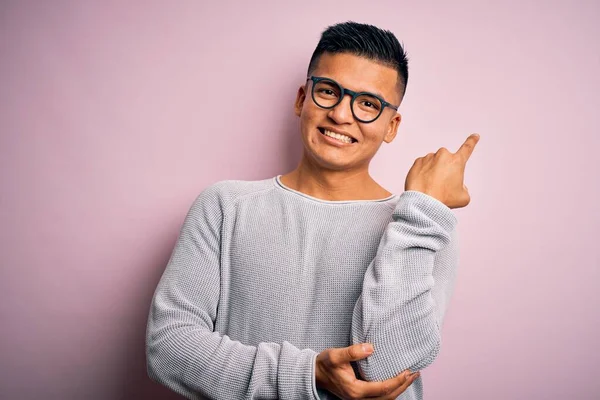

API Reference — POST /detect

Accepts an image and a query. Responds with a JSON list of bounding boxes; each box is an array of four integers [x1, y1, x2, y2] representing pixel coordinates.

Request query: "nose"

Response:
[[327, 92, 354, 124]]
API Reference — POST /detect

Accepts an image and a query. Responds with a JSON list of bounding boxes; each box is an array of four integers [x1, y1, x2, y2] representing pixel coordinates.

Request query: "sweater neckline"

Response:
[[274, 175, 399, 205]]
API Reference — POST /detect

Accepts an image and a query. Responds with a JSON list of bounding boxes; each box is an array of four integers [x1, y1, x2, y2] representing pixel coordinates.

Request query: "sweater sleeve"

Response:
[[145, 183, 320, 400], [350, 190, 459, 382]]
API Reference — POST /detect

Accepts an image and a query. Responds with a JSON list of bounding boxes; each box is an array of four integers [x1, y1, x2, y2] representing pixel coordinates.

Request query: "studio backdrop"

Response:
[[1, 1, 598, 399]]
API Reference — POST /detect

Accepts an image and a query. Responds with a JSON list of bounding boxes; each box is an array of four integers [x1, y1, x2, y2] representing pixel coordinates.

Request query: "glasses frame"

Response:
[[306, 75, 399, 123]]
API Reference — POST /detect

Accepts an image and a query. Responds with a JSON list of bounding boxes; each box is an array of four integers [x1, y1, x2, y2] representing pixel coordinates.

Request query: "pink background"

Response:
[[1, 1, 599, 399]]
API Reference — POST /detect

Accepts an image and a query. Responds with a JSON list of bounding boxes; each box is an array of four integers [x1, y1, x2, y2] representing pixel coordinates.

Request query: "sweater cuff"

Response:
[[395, 190, 458, 233], [278, 341, 320, 399], [311, 352, 322, 400]]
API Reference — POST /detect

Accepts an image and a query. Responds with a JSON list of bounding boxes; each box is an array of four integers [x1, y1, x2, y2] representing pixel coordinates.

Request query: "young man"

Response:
[[146, 21, 480, 400]]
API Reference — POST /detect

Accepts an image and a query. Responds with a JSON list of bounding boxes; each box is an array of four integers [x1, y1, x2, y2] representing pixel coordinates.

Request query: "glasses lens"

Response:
[[352, 94, 383, 122], [312, 79, 342, 108]]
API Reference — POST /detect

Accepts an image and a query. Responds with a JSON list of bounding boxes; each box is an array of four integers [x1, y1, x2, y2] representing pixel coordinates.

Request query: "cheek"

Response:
[[361, 126, 384, 143], [299, 109, 317, 137], [370, 119, 392, 138], [300, 104, 322, 126]]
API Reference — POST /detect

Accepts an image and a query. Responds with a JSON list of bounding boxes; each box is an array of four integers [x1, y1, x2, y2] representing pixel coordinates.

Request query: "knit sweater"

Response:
[[146, 174, 459, 400]]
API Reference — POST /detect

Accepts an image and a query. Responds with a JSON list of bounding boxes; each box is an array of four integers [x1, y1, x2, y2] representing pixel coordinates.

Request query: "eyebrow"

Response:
[[342, 80, 387, 100], [315, 75, 392, 103], [364, 88, 386, 99]]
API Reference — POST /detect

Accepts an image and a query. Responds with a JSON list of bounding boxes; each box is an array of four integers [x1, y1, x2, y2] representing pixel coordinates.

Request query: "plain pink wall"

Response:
[[1, 1, 599, 399]]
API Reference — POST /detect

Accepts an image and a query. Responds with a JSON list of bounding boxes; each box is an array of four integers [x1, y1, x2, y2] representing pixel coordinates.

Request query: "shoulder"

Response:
[[191, 176, 275, 213], [181, 177, 275, 230]]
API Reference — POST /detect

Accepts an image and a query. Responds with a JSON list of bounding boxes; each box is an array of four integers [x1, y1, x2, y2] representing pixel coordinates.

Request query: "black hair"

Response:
[[307, 21, 409, 102]]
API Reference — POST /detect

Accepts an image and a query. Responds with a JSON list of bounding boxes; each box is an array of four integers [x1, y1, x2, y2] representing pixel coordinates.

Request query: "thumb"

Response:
[[340, 343, 374, 362]]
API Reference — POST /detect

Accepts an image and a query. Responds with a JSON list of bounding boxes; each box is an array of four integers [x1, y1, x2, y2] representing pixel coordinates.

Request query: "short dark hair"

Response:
[[307, 21, 409, 102]]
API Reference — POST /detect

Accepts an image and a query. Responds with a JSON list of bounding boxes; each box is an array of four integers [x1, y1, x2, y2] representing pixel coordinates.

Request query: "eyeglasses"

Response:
[[306, 76, 399, 123]]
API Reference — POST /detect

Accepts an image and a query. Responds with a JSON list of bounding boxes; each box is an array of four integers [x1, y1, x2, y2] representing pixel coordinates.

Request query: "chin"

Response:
[[304, 146, 358, 171]]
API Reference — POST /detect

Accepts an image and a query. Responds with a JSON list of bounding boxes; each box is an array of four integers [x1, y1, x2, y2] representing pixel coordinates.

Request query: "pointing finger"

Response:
[[456, 133, 480, 161]]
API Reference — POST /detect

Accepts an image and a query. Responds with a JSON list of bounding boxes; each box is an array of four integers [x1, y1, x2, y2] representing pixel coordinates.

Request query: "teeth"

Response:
[[323, 129, 353, 144]]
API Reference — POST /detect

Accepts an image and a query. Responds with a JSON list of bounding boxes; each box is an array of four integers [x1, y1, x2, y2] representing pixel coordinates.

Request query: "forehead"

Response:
[[312, 52, 399, 101]]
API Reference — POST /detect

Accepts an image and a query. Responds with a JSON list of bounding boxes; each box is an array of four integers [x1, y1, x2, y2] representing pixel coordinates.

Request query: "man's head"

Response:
[[294, 21, 409, 172], [307, 22, 409, 101]]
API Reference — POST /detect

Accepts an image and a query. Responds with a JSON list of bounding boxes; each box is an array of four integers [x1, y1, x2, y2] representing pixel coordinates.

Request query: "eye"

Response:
[[360, 100, 380, 110], [318, 88, 337, 97], [363, 101, 374, 108]]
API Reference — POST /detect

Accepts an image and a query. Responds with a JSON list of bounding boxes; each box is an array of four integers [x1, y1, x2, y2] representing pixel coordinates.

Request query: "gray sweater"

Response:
[[146, 175, 459, 400]]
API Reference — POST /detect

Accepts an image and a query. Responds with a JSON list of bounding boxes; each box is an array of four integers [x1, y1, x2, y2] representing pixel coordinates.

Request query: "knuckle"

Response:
[[381, 382, 393, 395], [401, 377, 412, 388], [346, 347, 357, 359], [451, 154, 464, 163], [325, 350, 337, 365]]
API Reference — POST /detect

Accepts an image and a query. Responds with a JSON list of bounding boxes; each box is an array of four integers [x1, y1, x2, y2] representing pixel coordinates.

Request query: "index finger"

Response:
[[456, 133, 480, 161], [351, 370, 412, 398]]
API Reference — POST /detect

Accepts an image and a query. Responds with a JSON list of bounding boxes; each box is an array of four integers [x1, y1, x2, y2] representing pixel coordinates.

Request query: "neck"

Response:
[[280, 154, 393, 201]]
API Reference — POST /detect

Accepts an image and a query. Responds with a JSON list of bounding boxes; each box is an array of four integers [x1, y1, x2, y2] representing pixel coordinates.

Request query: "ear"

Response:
[[383, 112, 401, 143], [294, 85, 307, 117]]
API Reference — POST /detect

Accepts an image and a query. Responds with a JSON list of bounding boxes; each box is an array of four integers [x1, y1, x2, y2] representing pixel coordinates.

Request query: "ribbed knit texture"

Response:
[[146, 175, 459, 400]]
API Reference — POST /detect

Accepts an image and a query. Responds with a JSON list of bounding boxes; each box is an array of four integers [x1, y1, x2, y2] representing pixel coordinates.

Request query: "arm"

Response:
[[145, 184, 319, 400], [350, 190, 459, 381]]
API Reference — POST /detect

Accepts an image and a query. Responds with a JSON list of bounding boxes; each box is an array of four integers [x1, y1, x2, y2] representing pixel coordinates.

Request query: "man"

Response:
[[146, 21, 479, 400]]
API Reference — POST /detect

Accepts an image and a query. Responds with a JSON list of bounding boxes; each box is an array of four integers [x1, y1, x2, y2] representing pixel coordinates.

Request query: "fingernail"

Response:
[[362, 344, 373, 353]]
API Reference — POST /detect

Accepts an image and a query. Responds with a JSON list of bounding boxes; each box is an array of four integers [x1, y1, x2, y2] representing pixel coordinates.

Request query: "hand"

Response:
[[315, 343, 420, 400], [404, 133, 481, 209]]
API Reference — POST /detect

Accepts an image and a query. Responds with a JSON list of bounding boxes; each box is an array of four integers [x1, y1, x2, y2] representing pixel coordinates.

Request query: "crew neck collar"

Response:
[[273, 175, 398, 204]]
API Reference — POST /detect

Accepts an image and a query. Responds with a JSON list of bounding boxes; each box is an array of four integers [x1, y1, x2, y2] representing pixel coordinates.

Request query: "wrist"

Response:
[[405, 186, 441, 199]]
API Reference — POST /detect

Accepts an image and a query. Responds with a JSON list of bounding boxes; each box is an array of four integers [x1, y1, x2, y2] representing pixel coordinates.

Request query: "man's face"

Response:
[[294, 52, 402, 171]]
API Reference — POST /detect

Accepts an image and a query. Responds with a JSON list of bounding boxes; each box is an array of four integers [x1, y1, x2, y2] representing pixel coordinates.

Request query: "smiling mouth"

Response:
[[318, 127, 357, 143]]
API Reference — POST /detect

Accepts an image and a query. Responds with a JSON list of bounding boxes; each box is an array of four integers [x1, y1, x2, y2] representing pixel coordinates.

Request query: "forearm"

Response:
[[146, 293, 319, 400], [351, 190, 458, 381]]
